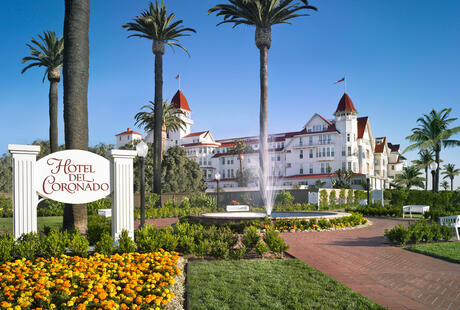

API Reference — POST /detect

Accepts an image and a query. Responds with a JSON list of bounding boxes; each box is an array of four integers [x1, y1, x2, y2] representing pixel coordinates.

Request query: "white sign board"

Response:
[[36, 150, 111, 204]]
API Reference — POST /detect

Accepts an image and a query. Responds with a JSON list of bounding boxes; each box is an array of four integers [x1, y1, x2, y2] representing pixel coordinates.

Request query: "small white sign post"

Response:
[[9, 144, 137, 241]]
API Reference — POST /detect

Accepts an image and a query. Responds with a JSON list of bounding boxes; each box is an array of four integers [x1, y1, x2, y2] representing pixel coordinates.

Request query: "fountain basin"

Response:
[[190, 211, 351, 225]]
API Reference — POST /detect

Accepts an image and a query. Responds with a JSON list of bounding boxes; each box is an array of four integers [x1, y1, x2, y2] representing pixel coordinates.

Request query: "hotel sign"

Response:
[[36, 150, 111, 204]]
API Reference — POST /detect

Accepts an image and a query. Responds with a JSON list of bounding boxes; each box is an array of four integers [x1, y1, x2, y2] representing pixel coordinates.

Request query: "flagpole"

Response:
[[178, 74, 181, 90], [344, 74, 346, 93]]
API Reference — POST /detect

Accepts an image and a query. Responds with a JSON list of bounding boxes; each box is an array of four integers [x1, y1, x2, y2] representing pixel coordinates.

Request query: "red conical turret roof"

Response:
[[334, 93, 357, 115], [171, 90, 191, 112]]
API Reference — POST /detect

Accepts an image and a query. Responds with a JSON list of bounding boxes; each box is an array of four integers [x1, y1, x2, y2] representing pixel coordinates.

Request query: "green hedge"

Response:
[[268, 213, 368, 232], [345, 204, 402, 217], [384, 220, 453, 245]]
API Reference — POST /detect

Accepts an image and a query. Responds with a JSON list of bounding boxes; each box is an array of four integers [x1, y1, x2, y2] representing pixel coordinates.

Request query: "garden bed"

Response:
[[187, 259, 384, 310]]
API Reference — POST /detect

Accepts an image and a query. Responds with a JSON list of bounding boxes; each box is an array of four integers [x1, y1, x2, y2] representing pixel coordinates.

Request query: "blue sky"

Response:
[[1, 0, 459, 188]]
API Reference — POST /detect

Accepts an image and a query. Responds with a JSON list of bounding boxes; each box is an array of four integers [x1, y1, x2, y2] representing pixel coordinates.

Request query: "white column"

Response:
[[110, 149, 137, 241], [8, 144, 40, 239]]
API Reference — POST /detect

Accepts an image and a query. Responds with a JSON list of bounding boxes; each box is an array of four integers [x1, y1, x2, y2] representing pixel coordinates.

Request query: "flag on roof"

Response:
[[334, 77, 345, 84], [175, 74, 180, 80]]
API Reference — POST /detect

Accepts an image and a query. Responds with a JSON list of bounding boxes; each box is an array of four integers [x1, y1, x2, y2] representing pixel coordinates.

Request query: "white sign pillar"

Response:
[[8, 144, 40, 239], [110, 150, 137, 240]]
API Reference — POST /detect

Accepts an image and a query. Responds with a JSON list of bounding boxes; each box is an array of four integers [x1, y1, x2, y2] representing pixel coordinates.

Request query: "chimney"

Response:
[[127, 128, 130, 132]]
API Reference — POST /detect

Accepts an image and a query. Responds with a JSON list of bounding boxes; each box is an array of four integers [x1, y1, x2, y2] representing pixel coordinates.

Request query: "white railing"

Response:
[[440, 215, 460, 240]]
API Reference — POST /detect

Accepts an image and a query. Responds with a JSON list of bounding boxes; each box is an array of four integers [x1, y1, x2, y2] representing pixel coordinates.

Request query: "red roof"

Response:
[[171, 90, 191, 112], [374, 137, 387, 153], [318, 114, 333, 126], [285, 172, 364, 180], [182, 142, 220, 147], [334, 93, 357, 114], [357, 117, 368, 139], [115, 128, 142, 136], [183, 131, 208, 138]]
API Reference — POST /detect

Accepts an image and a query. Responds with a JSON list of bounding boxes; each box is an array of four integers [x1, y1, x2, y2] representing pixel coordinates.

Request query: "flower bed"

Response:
[[266, 214, 368, 232], [0, 250, 180, 309]]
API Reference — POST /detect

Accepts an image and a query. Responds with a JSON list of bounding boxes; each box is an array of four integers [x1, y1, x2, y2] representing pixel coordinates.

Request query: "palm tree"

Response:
[[405, 108, 460, 192], [442, 163, 460, 191], [229, 140, 254, 175], [123, 1, 196, 198], [21, 31, 64, 153], [394, 166, 425, 189], [134, 99, 186, 153], [62, 0, 90, 233], [411, 149, 433, 191], [440, 180, 450, 191], [209, 0, 317, 204]]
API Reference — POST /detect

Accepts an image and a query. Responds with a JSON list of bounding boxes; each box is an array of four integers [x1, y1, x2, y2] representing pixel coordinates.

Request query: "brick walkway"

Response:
[[281, 217, 460, 310]]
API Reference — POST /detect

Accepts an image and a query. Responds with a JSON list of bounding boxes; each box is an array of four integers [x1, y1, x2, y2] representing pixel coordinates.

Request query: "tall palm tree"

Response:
[[394, 166, 425, 189], [405, 108, 460, 192], [134, 99, 186, 153], [62, 0, 90, 233], [411, 149, 433, 191], [21, 31, 64, 153], [229, 140, 253, 175], [442, 163, 460, 191], [440, 180, 450, 191], [123, 1, 196, 198], [208, 0, 317, 203]]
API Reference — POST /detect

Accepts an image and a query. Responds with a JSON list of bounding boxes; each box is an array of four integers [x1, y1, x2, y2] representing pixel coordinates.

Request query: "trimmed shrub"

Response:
[[230, 246, 246, 260], [242, 226, 260, 250], [263, 229, 289, 254], [13, 232, 40, 261], [211, 240, 229, 259], [0, 233, 14, 263], [384, 225, 410, 245], [255, 241, 269, 256], [95, 233, 115, 256], [117, 230, 136, 254], [275, 190, 294, 206], [87, 215, 111, 245], [40, 229, 68, 258], [68, 232, 89, 257]]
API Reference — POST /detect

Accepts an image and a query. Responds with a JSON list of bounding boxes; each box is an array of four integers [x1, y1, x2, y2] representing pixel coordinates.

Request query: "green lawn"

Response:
[[188, 259, 384, 310], [408, 242, 460, 263], [0, 216, 62, 232]]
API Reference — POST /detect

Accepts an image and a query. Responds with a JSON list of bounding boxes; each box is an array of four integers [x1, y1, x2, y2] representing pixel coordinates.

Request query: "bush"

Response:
[[95, 233, 115, 256], [385, 220, 453, 245], [255, 241, 269, 256], [117, 230, 136, 253], [329, 190, 337, 205], [347, 204, 402, 217], [87, 215, 111, 245], [242, 226, 260, 250], [319, 190, 328, 209], [263, 229, 289, 254], [384, 224, 410, 245], [135, 225, 179, 253], [68, 232, 89, 257], [192, 239, 212, 257], [87, 198, 111, 215], [0, 197, 13, 218], [37, 199, 64, 217], [211, 240, 229, 259], [275, 190, 294, 206], [13, 232, 40, 261], [40, 229, 68, 258], [0, 233, 14, 263], [230, 246, 246, 260]]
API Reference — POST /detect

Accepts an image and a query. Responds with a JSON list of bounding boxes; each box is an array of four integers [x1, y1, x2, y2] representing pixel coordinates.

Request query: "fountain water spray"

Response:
[[259, 142, 277, 217]]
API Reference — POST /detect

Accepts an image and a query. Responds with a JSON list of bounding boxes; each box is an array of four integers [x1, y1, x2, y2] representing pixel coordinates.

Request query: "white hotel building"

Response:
[[116, 90, 406, 190]]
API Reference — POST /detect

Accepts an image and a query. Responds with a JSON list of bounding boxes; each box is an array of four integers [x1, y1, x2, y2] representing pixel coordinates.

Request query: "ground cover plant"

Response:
[[407, 242, 460, 264], [266, 213, 368, 232], [0, 250, 179, 309], [188, 259, 384, 310]]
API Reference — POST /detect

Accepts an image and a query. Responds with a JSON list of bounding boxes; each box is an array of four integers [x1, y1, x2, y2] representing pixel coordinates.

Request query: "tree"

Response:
[[411, 149, 433, 191], [236, 168, 257, 187], [161, 146, 206, 193], [21, 31, 64, 153], [441, 163, 460, 191], [440, 180, 450, 191], [405, 108, 460, 192], [134, 99, 186, 154], [394, 166, 425, 189], [331, 169, 353, 189], [63, 0, 90, 233], [123, 1, 196, 200], [315, 179, 325, 189], [209, 0, 317, 205], [229, 140, 254, 176]]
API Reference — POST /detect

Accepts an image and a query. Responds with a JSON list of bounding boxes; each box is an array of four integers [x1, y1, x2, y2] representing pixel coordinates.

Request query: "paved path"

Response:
[[281, 217, 460, 310]]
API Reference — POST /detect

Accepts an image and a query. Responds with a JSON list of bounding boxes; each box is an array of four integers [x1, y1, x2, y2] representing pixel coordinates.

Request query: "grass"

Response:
[[188, 259, 384, 310], [0, 216, 62, 232], [407, 242, 460, 264]]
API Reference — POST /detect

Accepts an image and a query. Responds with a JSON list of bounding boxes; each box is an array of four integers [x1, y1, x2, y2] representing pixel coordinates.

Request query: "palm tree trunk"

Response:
[[424, 166, 428, 191], [161, 123, 167, 158], [435, 150, 440, 192], [238, 153, 244, 175], [451, 177, 454, 191], [258, 46, 269, 203], [63, 0, 90, 233], [153, 52, 163, 202], [49, 80, 59, 153]]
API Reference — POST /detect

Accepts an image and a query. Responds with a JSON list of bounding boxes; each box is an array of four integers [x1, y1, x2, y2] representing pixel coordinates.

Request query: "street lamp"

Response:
[[429, 162, 438, 193], [136, 141, 149, 228], [215, 172, 221, 211], [366, 173, 370, 206]]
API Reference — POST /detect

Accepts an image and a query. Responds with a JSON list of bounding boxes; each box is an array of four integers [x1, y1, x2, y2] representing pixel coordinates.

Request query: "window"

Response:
[[309, 136, 313, 145], [326, 147, 330, 157], [342, 161, 346, 170], [316, 148, 320, 158], [321, 163, 325, 173], [175, 140, 178, 145], [347, 146, 352, 156], [231, 158, 234, 164], [322, 148, 326, 157], [309, 163, 313, 174], [392, 165, 395, 170], [342, 146, 346, 157], [231, 169, 235, 178], [300, 166, 304, 174], [299, 137, 303, 145], [228, 169, 231, 177], [299, 150, 303, 159], [309, 149, 313, 158], [222, 158, 225, 165], [347, 133, 350, 142], [348, 162, 352, 171], [331, 147, 335, 157], [277, 155, 281, 161], [287, 163, 292, 168], [327, 135, 332, 144], [353, 162, 356, 172]]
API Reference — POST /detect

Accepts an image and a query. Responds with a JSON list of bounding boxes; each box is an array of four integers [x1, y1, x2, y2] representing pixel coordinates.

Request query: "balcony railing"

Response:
[[294, 141, 333, 147]]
